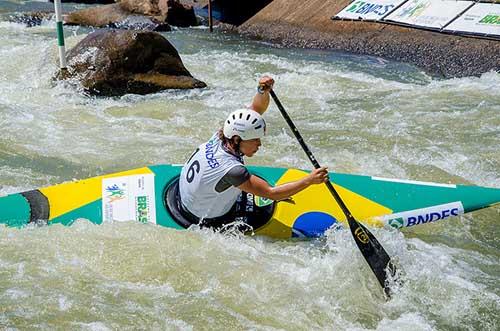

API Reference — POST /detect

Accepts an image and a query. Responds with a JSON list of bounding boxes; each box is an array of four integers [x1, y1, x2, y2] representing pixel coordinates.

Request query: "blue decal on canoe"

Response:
[[292, 212, 337, 238]]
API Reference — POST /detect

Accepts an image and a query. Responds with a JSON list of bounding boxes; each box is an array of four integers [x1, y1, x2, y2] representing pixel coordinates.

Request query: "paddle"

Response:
[[270, 89, 397, 297]]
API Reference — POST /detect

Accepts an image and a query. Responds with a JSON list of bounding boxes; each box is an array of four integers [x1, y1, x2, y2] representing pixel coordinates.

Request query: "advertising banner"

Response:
[[444, 3, 500, 37], [385, 0, 473, 29], [334, 0, 407, 21], [102, 174, 156, 224]]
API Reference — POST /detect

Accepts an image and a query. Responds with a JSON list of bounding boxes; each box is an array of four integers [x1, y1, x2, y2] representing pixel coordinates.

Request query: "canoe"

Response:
[[1, 164, 499, 238]]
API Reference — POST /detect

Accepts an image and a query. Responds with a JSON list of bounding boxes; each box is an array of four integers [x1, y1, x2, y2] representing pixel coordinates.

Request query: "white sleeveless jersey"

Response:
[[179, 133, 244, 219]]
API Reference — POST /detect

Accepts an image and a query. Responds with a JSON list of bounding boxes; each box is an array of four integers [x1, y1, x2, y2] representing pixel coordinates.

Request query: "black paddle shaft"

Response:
[[270, 90, 397, 297]]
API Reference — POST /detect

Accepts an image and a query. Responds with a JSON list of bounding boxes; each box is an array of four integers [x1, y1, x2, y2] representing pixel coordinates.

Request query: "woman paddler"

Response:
[[178, 76, 329, 227]]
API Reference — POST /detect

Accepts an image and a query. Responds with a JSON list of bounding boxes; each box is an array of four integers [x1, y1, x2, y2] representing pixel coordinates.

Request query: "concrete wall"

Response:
[[238, 0, 500, 77]]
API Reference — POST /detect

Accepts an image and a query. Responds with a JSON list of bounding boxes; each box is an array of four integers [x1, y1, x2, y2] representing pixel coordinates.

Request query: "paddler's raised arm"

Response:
[[250, 75, 274, 115]]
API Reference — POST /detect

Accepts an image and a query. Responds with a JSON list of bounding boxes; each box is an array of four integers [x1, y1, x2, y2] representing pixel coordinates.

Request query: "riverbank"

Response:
[[238, 0, 500, 78]]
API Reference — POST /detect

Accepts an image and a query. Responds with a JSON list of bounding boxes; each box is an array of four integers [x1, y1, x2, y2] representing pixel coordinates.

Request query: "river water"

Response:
[[0, 1, 499, 330]]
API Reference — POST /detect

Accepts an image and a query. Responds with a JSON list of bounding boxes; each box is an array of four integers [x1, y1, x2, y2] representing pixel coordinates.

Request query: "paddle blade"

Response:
[[347, 218, 397, 297]]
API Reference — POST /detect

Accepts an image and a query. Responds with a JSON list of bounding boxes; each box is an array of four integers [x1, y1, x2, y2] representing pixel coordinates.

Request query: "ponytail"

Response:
[[218, 128, 242, 155]]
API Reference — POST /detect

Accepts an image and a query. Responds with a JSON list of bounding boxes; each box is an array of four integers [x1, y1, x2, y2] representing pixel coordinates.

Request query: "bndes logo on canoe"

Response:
[[406, 208, 460, 227], [383, 202, 464, 229]]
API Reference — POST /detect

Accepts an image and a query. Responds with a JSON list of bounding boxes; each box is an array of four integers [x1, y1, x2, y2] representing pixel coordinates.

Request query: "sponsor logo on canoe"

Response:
[[136, 196, 150, 223], [406, 208, 460, 227], [346, 1, 396, 17], [102, 174, 156, 224], [388, 217, 404, 229], [381, 202, 464, 229], [254, 195, 273, 207], [105, 184, 126, 203], [355, 227, 369, 244]]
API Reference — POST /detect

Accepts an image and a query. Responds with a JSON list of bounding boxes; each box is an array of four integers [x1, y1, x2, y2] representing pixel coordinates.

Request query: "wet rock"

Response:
[[64, 4, 171, 31], [164, 0, 199, 27], [64, 0, 198, 29], [119, 0, 198, 27], [118, 0, 165, 17], [49, 0, 115, 4], [8, 11, 54, 27], [109, 15, 171, 31], [178, 0, 209, 8], [61, 29, 206, 96], [64, 3, 129, 28]]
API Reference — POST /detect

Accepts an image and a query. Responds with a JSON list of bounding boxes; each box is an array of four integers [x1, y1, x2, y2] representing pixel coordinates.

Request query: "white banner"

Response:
[[335, 0, 406, 20], [385, 0, 473, 29], [444, 3, 500, 37], [102, 174, 156, 224]]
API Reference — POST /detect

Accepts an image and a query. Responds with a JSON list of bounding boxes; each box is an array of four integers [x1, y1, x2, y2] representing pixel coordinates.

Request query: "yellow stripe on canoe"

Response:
[[39, 167, 153, 220]]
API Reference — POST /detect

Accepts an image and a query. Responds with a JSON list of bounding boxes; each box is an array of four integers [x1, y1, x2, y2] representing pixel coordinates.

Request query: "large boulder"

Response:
[[163, 0, 199, 27], [119, 0, 198, 27], [64, 3, 170, 31], [62, 29, 206, 96], [64, 3, 129, 27], [49, 0, 115, 4], [64, 0, 198, 29]]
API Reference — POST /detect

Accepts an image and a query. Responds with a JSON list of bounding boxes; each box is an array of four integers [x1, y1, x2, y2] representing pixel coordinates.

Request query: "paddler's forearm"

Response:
[[261, 167, 329, 200], [239, 168, 327, 201], [266, 177, 311, 201], [251, 75, 274, 114], [250, 90, 270, 115]]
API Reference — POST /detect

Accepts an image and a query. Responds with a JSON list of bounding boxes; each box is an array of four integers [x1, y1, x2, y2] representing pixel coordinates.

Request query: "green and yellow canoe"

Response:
[[1, 165, 499, 238]]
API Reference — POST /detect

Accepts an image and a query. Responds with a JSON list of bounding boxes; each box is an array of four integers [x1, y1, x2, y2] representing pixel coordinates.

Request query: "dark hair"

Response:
[[218, 128, 241, 154]]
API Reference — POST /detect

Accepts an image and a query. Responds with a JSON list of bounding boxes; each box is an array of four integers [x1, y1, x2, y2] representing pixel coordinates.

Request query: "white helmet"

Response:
[[223, 109, 266, 141]]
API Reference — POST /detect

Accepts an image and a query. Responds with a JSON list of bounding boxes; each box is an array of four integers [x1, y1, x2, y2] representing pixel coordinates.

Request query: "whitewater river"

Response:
[[0, 1, 499, 330]]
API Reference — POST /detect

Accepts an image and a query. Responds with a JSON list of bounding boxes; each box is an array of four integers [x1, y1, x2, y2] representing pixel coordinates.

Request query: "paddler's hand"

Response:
[[258, 75, 274, 94], [305, 166, 329, 185]]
